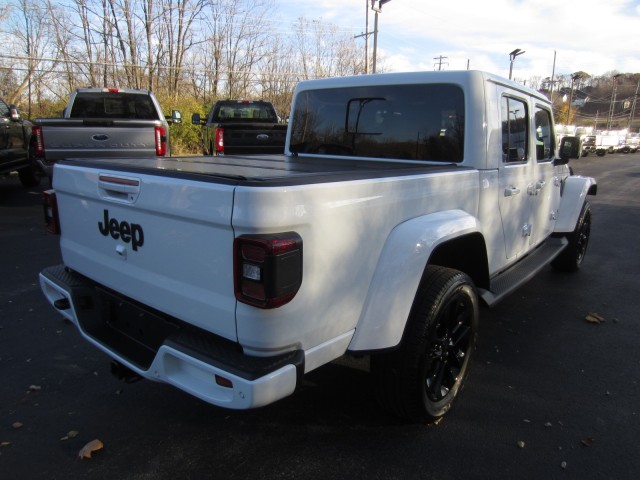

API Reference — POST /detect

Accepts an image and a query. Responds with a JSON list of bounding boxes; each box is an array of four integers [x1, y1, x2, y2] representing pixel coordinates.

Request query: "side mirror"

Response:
[[171, 109, 182, 124], [556, 136, 582, 165], [191, 113, 202, 125], [9, 104, 21, 121]]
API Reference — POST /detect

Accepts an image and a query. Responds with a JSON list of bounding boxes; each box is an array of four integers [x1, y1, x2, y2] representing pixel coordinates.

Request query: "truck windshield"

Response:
[[289, 84, 464, 162], [69, 93, 160, 120], [212, 102, 278, 122]]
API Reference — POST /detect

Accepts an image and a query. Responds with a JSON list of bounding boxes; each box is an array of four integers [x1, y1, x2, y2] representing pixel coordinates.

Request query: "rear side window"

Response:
[[534, 107, 554, 162], [289, 84, 465, 162], [69, 93, 159, 120], [501, 97, 528, 163]]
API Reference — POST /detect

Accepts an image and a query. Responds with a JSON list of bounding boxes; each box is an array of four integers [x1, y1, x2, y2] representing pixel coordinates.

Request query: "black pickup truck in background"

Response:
[[0, 98, 40, 187], [191, 100, 287, 156]]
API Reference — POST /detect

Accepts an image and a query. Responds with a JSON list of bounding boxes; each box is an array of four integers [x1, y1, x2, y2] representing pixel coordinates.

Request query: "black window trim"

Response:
[[501, 94, 529, 165], [533, 104, 556, 164]]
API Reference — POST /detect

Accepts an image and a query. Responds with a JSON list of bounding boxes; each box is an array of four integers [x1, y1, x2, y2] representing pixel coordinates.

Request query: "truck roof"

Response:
[[294, 70, 550, 105], [74, 87, 154, 95]]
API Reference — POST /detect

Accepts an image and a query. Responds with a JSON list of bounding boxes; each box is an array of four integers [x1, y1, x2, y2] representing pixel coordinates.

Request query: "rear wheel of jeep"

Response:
[[372, 266, 479, 423], [552, 202, 592, 272]]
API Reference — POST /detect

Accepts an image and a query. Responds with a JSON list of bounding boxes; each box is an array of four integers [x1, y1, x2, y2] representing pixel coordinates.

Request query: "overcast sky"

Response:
[[279, 0, 640, 80]]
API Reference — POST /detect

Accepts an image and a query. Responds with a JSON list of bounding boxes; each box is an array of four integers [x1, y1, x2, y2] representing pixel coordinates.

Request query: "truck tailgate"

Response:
[[224, 124, 286, 148], [39, 119, 163, 160], [53, 162, 237, 341]]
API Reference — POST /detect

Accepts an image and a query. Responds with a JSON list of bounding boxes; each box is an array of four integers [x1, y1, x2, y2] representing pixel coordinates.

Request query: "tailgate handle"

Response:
[[98, 175, 141, 203]]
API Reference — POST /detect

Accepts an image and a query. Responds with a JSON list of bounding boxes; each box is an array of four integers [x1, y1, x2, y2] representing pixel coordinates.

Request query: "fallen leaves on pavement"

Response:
[[78, 439, 104, 459], [585, 312, 605, 324], [60, 430, 80, 441]]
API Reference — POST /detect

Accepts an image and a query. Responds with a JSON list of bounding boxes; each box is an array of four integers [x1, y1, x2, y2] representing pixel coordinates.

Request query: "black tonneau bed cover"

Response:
[[59, 154, 468, 187]]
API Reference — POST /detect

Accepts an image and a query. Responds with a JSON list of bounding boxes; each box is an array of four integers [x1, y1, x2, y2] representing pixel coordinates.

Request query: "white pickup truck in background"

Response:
[[32, 88, 182, 179], [39, 71, 596, 423]]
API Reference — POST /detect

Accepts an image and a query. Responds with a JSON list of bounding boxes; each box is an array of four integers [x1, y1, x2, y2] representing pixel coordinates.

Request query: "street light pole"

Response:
[[567, 72, 588, 125], [508, 48, 525, 80], [365, 1, 370, 74], [372, 2, 379, 74], [371, 0, 392, 74]]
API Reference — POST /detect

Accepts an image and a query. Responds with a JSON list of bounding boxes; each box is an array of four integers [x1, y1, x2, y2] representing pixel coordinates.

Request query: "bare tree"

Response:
[[141, 0, 156, 90], [258, 34, 296, 118], [4, 0, 60, 112], [293, 17, 363, 81], [194, 0, 271, 100], [157, 0, 205, 97], [73, 0, 101, 86]]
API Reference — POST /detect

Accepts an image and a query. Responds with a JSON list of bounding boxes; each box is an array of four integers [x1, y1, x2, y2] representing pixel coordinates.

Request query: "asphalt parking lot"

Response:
[[1, 154, 639, 479]]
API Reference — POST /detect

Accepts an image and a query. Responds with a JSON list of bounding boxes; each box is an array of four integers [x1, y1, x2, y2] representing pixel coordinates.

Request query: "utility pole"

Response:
[[607, 74, 622, 130], [628, 80, 639, 129], [354, 1, 371, 74], [550, 50, 557, 102], [433, 55, 448, 71]]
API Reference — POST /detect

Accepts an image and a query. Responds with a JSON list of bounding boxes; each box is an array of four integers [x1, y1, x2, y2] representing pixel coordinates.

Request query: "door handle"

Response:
[[527, 180, 546, 196], [98, 175, 141, 203], [504, 186, 521, 197]]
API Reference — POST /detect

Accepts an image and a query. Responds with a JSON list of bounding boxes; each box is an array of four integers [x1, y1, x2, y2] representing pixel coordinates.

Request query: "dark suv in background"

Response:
[[0, 97, 40, 187]]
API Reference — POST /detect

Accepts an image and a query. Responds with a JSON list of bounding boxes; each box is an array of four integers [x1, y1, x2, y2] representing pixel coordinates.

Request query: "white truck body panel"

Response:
[[233, 169, 479, 355]]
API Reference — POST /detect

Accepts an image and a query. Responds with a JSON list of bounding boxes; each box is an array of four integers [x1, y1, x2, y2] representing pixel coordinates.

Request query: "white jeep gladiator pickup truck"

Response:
[[40, 71, 596, 423]]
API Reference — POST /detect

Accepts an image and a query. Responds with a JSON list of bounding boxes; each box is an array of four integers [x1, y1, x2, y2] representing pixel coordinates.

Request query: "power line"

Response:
[[0, 54, 328, 80]]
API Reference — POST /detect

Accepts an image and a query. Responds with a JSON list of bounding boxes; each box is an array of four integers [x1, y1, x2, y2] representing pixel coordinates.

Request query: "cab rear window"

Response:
[[289, 84, 464, 162], [69, 93, 159, 120], [212, 102, 278, 122]]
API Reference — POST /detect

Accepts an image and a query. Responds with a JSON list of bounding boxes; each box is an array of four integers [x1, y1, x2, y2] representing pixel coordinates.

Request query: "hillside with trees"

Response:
[[535, 73, 639, 131]]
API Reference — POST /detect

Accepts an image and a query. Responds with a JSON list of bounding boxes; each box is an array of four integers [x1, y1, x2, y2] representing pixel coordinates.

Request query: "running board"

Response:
[[478, 237, 568, 307]]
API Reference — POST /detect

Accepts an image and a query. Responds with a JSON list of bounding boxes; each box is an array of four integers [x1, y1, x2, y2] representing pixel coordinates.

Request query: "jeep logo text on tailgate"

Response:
[[98, 209, 145, 251]]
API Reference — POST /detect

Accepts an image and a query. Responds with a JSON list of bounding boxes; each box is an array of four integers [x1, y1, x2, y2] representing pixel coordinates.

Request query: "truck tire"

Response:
[[371, 266, 479, 423], [552, 202, 592, 272], [20, 140, 42, 187]]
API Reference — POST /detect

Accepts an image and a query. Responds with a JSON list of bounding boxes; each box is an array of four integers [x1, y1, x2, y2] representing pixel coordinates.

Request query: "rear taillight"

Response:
[[215, 127, 224, 155], [234, 233, 303, 309], [155, 126, 167, 156], [43, 189, 60, 235], [32, 125, 44, 157]]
